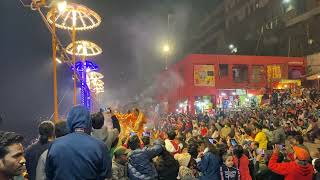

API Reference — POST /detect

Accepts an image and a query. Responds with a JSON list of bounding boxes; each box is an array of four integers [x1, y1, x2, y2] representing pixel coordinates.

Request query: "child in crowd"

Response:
[[220, 153, 241, 180]]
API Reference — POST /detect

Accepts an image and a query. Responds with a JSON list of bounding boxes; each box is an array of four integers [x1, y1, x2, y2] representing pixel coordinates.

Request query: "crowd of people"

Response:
[[0, 88, 320, 180]]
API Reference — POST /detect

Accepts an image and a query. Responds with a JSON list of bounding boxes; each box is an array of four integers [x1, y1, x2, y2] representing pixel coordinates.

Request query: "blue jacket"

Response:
[[45, 105, 112, 180], [197, 151, 221, 180], [128, 142, 163, 180]]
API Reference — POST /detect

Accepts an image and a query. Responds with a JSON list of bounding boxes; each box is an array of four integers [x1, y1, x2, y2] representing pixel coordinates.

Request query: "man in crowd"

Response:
[[268, 145, 314, 180], [165, 130, 180, 155], [272, 120, 286, 145], [25, 121, 55, 180], [92, 109, 120, 151], [110, 146, 129, 180], [45, 105, 112, 180], [0, 131, 26, 180], [35, 120, 68, 180], [127, 135, 163, 180], [254, 123, 268, 150]]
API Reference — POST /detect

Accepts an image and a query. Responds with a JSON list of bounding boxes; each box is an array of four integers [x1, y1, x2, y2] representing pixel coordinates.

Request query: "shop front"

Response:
[[194, 96, 215, 114]]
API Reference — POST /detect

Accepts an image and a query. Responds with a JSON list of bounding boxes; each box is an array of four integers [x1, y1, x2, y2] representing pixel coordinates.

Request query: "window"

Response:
[[252, 65, 264, 83], [232, 65, 248, 82], [219, 64, 229, 78]]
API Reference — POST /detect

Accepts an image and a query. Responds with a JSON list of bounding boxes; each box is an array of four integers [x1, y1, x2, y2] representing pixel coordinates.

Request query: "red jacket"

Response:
[[268, 152, 314, 180], [233, 155, 252, 180]]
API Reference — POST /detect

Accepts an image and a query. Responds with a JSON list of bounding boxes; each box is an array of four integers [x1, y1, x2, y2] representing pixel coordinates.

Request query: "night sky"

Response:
[[0, 0, 217, 142]]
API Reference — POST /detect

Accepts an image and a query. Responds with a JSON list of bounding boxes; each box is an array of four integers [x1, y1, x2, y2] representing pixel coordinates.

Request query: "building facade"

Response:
[[157, 54, 305, 114], [185, 0, 320, 57]]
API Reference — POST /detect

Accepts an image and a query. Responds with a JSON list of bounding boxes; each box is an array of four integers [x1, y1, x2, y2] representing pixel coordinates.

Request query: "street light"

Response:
[[229, 44, 235, 49], [163, 44, 170, 53], [57, 1, 67, 13], [162, 44, 170, 70]]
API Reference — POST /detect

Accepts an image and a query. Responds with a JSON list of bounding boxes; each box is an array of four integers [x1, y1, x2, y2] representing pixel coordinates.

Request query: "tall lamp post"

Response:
[[163, 44, 170, 70], [66, 40, 102, 109], [47, 3, 101, 106]]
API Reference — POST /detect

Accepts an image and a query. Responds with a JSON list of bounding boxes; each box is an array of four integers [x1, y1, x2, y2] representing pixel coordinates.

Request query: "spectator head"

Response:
[[244, 128, 252, 136], [166, 130, 176, 140], [293, 135, 304, 145], [197, 139, 206, 152], [223, 153, 234, 168], [273, 120, 280, 128], [113, 146, 129, 165], [67, 105, 91, 134], [55, 121, 68, 138], [141, 136, 150, 147], [38, 121, 55, 144], [187, 143, 199, 159], [293, 146, 310, 161], [233, 145, 244, 159], [128, 135, 140, 150], [91, 112, 104, 129], [0, 131, 25, 178]]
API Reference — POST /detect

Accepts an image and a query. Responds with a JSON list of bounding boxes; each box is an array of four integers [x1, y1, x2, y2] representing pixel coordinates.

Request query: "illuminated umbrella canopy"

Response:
[[87, 71, 104, 80], [91, 79, 104, 86], [66, 40, 102, 57], [87, 72, 104, 90], [46, 3, 101, 31]]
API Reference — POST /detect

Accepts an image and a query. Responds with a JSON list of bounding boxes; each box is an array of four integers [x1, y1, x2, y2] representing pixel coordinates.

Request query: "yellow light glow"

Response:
[[66, 40, 102, 57], [57, 1, 67, 13], [47, 3, 101, 31], [163, 44, 170, 53], [56, 58, 62, 64], [72, 10, 77, 26], [88, 71, 104, 80]]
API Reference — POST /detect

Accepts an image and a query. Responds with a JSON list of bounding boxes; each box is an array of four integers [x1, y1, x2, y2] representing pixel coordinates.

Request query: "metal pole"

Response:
[[165, 54, 168, 70], [288, 35, 291, 57], [72, 26, 77, 105], [51, 7, 59, 123]]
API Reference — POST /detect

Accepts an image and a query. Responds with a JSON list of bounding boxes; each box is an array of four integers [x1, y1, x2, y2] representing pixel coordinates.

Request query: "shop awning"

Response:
[[306, 73, 320, 80]]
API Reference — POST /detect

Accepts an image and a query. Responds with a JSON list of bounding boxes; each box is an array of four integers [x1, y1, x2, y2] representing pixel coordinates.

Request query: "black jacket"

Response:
[[154, 150, 179, 180]]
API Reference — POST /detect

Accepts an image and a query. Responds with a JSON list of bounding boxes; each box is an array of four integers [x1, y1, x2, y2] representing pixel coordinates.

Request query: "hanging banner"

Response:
[[267, 65, 282, 82], [194, 65, 215, 86]]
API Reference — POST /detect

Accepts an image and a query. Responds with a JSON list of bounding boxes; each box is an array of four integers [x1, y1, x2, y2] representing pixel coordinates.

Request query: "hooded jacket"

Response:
[[45, 106, 112, 180], [268, 152, 314, 180], [128, 141, 163, 180]]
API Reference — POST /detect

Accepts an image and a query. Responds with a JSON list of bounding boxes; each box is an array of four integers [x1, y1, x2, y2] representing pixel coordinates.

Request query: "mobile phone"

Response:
[[100, 107, 112, 113], [208, 138, 217, 145], [230, 139, 237, 146], [279, 144, 286, 150], [143, 132, 151, 137]]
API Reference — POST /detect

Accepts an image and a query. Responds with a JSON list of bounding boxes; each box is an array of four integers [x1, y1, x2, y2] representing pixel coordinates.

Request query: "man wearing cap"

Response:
[[110, 146, 129, 180], [268, 145, 314, 180]]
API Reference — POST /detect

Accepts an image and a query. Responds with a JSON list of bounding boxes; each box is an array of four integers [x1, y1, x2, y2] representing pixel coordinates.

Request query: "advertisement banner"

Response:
[[267, 65, 282, 82], [194, 65, 215, 86]]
